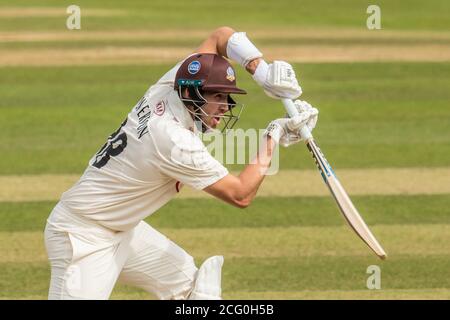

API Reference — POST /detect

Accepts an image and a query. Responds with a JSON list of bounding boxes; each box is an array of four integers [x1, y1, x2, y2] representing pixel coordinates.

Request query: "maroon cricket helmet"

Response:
[[174, 53, 247, 95]]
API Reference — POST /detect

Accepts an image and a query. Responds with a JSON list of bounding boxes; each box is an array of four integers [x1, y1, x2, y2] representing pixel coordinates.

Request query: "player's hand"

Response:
[[264, 100, 318, 147], [264, 116, 305, 147], [292, 100, 319, 132], [253, 60, 302, 99]]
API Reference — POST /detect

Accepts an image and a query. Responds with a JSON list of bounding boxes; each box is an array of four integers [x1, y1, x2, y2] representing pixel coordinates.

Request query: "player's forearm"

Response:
[[195, 26, 236, 57], [202, 28, 262, 76], [214, 26, 236, 58], [235, 136, 276, 206], [245, 58, 262, 75], [225, 30, 302, 99]]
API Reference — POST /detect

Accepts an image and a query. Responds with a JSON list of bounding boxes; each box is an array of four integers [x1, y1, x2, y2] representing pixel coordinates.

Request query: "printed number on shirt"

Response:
[[92, 119, 128, 169]]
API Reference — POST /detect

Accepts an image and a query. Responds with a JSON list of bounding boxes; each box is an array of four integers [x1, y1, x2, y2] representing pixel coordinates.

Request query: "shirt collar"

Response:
[[167, 90, 195, 131]]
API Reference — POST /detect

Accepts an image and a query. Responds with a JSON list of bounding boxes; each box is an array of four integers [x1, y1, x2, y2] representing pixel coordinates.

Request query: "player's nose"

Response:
[[218, 104, 228, 114]]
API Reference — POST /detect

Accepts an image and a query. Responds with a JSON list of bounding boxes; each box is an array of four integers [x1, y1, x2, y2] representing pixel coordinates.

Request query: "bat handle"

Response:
[[281, 98, 313, 141]]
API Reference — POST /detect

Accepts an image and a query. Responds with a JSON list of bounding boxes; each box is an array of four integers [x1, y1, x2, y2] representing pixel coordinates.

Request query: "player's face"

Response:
[[202, 92, 229, 129]]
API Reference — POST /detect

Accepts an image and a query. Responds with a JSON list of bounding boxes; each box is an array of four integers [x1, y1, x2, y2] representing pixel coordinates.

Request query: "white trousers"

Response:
[[44, 202, 197, 300]]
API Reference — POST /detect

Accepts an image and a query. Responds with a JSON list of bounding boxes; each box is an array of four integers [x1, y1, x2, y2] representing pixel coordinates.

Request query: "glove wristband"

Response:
[[226, 32, 263, 67], [252, 60, 269, 87], [264, 121, 283, 144]]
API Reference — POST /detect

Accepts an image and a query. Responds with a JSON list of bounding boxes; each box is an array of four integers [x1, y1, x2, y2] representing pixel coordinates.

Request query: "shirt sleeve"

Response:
[[151, 121, 229, 190]]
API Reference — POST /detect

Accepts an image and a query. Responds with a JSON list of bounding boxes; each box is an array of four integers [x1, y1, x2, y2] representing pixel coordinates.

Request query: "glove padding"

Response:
[[264, 100, 319, 147], [292, 100, 318, 133], [253, 60, 302, 100]]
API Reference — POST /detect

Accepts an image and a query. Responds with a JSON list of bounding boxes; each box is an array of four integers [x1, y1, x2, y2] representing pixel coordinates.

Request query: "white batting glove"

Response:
[[253, 60, 302, 100], [264, 100, 319, 147], [292, 100, 319, 132], [264, 115, 307, 147]]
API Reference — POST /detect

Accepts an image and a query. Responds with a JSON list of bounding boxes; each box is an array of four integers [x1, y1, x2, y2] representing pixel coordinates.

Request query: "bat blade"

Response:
[[308, 140, 387, 259], [281, 98, 386, 259]]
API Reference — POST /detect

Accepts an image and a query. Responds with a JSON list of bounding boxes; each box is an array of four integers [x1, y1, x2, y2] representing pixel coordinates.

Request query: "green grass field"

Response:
[[0, 0, 449, 299]]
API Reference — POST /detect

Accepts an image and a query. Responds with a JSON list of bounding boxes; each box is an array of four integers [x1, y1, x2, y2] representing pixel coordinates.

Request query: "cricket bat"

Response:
[[282, 99, 387, 260]]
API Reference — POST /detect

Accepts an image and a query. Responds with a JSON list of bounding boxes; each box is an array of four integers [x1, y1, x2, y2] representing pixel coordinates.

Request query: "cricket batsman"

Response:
[[44, 26, 319, 299]]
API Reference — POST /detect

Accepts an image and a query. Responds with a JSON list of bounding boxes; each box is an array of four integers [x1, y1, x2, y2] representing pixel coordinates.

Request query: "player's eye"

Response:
[[215, 94, 226, 101]]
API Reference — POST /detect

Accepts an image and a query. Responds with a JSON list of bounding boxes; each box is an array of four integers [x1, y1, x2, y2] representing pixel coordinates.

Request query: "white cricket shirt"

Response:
[[60, 60, 229, 231]]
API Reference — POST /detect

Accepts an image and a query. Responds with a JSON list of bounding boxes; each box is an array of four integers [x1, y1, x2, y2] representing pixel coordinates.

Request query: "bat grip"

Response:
[[281, 99, 313, 141]]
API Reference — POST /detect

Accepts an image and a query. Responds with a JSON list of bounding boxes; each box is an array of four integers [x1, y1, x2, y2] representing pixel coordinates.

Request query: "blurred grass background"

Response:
[[0, 0, 449, 299]]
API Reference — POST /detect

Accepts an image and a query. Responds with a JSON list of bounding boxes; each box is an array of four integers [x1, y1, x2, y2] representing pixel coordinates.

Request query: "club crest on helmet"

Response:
[[226, 66, 235, 82]]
